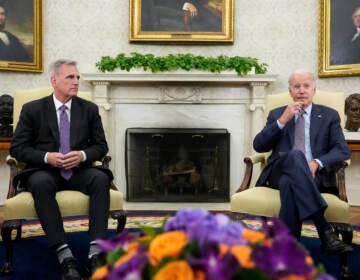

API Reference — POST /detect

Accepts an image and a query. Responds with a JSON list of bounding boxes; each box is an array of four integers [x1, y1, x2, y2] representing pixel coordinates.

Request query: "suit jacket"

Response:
[[254, 103, 351, 190], [10, 94, 112, 189], [0, 31, 31, 62]]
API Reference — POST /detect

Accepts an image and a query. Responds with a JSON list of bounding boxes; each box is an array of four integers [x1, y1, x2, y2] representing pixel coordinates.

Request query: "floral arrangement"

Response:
[[92, 208, 334, 280]]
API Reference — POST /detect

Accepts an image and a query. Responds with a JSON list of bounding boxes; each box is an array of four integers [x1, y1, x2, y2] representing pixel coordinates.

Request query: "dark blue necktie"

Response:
[[59, 105, 73, 180]]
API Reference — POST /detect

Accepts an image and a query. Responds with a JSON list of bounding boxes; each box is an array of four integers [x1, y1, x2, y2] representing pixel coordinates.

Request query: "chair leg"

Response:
[[110, 210, 127, 233], [0, 219, 22, 276], [331, 222, 354, 280]]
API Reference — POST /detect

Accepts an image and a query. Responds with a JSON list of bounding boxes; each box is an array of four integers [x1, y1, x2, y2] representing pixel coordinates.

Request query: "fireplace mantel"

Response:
[[82, 72, 277, 147], [82, 71, 277, 84]]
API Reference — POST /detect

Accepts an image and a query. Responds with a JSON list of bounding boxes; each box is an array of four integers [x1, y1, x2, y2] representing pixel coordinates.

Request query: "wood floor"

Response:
[[0, 206, 359, 225]]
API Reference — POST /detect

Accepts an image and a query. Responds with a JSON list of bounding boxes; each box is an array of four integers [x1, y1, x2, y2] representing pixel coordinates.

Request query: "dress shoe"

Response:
[[320, 229, 353, 255], [85, 254, 99, 277], [60, 257, 81, 280]]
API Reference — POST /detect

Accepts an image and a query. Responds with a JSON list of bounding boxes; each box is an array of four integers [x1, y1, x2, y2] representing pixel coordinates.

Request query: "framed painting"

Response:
[[0, 0, 43, 72], [318, 0, 360, 77], [129, 0, 234, 43]]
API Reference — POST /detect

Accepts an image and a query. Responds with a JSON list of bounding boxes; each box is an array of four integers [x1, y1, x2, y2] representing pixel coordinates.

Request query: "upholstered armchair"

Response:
[[0, 87, 126, 275], [230, 91, 353, 279]]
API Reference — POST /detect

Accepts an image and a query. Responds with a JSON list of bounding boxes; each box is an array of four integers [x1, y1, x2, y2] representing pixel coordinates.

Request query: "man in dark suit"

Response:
[[253, 69, 353, 255], [348, 6, 360, 63], [141, 0, 221, 31], [10, 59, 111, 280], [0, 3, 31, 62]]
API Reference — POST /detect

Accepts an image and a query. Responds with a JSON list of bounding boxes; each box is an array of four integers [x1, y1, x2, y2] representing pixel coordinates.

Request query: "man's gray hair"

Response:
[[288, 69, 316, 86], [50, 59, 77, 75]]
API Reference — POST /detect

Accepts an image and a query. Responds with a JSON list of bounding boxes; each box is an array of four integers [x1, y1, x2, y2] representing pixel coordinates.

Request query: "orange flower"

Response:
[[114, 249, 137, 267], [91, 265, 109, 280], [219, 244, 230, 256], [242, 228, 267, 244], [113, 239, 145, 268], [153, 260, 194, 280], [230, 245, 255, 268], [194, 270, 206, 280], [149, 231, 188, 266]]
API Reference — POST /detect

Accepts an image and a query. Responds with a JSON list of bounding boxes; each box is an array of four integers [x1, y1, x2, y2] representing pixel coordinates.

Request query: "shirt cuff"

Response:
[[81, 151, 87, 162], [314, 158, 323, 169], [276, 120, 285, 129], [44, 152, 49, 163], [183, 3, 190, 10]]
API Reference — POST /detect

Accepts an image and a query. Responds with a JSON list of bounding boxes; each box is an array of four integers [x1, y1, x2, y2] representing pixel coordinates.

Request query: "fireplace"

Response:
[[82, 72, 277, 206], [125, 128, 230, 202]]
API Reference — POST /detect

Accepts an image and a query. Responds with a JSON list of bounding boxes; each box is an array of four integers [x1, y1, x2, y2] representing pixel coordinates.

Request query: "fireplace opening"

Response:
[[125, 128, 230, 202]]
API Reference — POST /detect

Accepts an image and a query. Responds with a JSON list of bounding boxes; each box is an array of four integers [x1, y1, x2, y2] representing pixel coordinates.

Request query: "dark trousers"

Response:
[[269, 150, 328, 240], [26, 168, 110, 248]]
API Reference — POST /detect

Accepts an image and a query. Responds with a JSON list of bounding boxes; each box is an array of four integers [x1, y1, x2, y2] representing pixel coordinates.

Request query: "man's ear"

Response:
[[50, 75, 56, 86]]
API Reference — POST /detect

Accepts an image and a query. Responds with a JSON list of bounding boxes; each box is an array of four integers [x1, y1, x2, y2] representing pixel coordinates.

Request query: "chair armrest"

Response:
[[94, 155, 118, 191], [6, 155, 20, 199], [236, 153, 267, 193], [336, 160, 350, 202]]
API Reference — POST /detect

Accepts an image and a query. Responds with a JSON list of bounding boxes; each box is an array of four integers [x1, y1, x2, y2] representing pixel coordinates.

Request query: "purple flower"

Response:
[[262, 217, 292, 240], [251, 237, 313, 278], [164, 208, 210, 232], [186, 242, 240, 280], [315, 273, 337, 280], [107, 249, 148, 280], [97, 230, 136, 253], [164, 208, 246, 246]]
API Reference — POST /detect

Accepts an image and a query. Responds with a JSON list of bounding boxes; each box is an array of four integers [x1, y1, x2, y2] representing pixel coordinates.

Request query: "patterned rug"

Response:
[[2, 211, 360, 245]]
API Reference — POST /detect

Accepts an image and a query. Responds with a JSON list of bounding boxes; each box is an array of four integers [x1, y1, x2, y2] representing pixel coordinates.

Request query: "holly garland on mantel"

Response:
[[95, 53, 268, 76]]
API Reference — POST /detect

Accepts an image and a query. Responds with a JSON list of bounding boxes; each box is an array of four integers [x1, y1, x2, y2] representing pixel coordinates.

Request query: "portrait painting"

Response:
[[0, 0, 43, 72], [318, 0, 360, 77], [129, 0, 233, 43]]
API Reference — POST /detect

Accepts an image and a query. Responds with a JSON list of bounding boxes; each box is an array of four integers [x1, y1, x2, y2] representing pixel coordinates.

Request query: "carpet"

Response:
[[0, 211, 359, 279]]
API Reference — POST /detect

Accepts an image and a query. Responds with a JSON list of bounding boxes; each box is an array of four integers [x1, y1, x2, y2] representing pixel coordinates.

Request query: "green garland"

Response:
[[95, 53, 268, 76]]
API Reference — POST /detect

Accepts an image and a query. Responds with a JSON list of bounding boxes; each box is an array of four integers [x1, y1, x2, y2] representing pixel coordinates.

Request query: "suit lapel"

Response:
[[310, 104, 323, 149], [70, 97, 82, 148], [46, 95, 59, 145], [284, 116, 296, 148]]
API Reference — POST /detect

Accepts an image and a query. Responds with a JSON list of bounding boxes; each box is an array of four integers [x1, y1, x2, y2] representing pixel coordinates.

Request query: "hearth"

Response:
[[125, 128, 230, 202]]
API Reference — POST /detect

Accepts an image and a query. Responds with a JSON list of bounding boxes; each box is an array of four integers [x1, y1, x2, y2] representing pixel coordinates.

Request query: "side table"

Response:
[[0, 138, 11, 150], [344, 132, 360, 152]]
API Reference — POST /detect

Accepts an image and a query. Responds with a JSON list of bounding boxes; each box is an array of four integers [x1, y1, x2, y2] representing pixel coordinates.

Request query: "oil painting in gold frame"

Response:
[[129, 0, 233, 43], [318, 0, 360, 77], [0, 0, 43, 72]]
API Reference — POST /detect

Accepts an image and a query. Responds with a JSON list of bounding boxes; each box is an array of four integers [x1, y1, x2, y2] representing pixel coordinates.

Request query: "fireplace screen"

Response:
[[125, 128, 230, 202]]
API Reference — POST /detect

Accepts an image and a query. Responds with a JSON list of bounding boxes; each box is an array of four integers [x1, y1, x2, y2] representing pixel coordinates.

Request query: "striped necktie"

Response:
[[293, 111, 306, 155]]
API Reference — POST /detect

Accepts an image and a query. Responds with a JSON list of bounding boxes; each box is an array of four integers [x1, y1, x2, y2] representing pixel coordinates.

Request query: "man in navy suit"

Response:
[[10, 59, 111, 279], [253, 69, 353, 255]]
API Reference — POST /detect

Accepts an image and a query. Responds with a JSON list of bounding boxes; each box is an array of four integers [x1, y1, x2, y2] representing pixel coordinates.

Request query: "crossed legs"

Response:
[[269, 150, 328, 239]]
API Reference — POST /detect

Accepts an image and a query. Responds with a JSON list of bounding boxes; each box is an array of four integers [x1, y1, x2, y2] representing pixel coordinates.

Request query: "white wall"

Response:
[[1, 0, 359, 204]]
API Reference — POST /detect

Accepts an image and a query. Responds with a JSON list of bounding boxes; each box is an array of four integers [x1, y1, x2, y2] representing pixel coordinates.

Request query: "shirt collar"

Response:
[[303, 103, 312, 115], [53, 94, 72, 110]]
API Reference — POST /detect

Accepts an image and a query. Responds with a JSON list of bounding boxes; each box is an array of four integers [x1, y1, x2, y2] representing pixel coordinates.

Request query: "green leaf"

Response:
[[95, 53, 268, 76]]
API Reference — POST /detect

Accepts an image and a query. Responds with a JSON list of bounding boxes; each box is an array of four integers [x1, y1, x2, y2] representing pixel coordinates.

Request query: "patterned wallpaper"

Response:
[[0, 0, 359, 96]]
